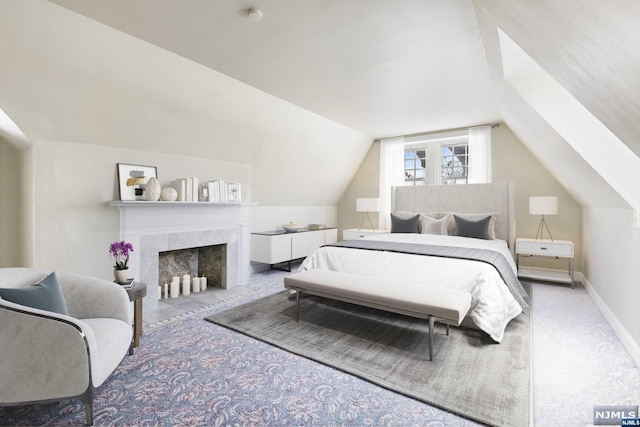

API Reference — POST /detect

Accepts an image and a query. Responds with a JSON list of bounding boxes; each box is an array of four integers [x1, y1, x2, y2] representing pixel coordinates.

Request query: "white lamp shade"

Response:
[[529, 196, 558, 215], [356, 198, 380, 212]]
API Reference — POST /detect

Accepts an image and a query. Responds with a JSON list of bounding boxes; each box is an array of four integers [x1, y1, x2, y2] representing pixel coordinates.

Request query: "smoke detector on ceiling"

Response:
[[248, 8, 263, 22]]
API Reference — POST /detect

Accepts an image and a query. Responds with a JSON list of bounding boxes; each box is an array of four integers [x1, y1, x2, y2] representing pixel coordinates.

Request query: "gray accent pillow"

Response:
[[444, 212, 497, 238], [453, 215, 492, 240], [420, 214, 449, 235], [0, 271, 69, 315], [390, 213, 420, 233]]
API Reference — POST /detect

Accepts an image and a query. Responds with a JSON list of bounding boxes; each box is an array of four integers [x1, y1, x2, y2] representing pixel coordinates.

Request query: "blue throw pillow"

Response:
[[390, 213, 420, 233], [0, 272, 69, 315]]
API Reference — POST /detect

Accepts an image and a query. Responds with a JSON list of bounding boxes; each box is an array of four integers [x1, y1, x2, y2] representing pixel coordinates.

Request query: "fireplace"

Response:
[[111, 201, 251, 317], [158, 244, 226, 289]]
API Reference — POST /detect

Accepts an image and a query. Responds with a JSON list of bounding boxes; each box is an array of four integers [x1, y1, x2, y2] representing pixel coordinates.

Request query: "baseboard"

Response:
[[580, 273, 640, 368]]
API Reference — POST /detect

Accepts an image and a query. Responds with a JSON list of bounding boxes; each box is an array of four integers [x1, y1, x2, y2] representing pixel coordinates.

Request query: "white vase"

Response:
[[114, 269, 128, 284], [144, 177, 161, 201]]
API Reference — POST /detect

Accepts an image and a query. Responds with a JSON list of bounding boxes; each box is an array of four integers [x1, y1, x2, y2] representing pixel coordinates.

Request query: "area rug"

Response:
[[206, 291, 530, 427]]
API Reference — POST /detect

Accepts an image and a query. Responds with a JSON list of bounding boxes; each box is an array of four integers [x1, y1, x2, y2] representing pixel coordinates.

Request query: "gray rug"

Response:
[[205, 290, 530, 427]]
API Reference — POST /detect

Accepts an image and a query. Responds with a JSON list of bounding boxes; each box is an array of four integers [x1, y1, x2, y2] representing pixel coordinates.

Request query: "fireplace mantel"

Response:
[[110, 200, 253, 314]]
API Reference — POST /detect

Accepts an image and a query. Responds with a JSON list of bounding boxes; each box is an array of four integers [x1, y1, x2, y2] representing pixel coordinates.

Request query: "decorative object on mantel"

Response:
[[143, 177, 161, 201], [282, 221, 304, 232], [198, 184, 209, 202], [117, 163, 158, 201], [109, 240, 134, 284], [160, 186, 178, 201], [227, 182, 241, 202]]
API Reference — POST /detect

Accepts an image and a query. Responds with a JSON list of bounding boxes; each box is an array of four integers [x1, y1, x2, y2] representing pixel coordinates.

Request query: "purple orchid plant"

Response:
[[109, 240, 134, 270]]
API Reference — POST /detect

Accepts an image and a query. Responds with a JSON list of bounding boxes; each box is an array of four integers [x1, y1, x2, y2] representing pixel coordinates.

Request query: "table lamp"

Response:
[[529, 196, 558, 241], [356, 198, 380, 231]]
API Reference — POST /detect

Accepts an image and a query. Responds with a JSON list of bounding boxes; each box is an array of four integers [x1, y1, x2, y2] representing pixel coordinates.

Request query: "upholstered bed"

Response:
[[299, 182, 528, 342]]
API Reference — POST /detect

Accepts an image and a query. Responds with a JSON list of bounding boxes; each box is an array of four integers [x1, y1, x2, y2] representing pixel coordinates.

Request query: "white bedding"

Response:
[[299, 233, 524, 342]]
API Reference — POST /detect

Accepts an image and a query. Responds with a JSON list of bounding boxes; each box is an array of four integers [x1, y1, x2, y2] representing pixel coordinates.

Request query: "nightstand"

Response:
[[516, 238, 574, 287], [342, 228, 389, 240]]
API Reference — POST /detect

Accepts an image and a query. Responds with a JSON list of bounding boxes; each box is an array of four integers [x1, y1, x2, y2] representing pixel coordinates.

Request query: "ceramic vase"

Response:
[[144, 177, 161, 201], [160, 187, 178, 201], [114, 269, 128, 284]]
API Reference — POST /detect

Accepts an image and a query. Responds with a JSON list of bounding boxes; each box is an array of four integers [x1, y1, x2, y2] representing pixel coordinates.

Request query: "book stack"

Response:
[[307, 224, 327, 230], [207, 181, 241, 203], [207, 180, 227, 203], [114, 278, 135, 290], [172, 177, 200, 202]]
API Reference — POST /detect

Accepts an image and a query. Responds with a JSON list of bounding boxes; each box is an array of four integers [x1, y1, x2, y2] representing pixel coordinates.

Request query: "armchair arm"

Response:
[[0, 299, 97, 404], [56, 271, 132, 325]]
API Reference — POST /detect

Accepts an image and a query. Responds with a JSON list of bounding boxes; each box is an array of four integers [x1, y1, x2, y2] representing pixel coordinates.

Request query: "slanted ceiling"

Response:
[[1, 0, 637, 213], [473, 0, 639, 214]]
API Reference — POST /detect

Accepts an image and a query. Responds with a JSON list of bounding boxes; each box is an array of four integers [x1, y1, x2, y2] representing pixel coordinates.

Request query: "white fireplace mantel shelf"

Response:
[[109, 201, 257, 208]]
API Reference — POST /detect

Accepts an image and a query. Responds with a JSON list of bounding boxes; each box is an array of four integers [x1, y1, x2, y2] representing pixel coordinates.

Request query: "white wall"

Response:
[[583, 208, 640, 363], [338, 124, 583, 270], [0, 0, 373, 271], [473, 0, 640, 354], [0, 139, 21, 267], [29, 140, 250, 280], [0, 0, 372, 205]]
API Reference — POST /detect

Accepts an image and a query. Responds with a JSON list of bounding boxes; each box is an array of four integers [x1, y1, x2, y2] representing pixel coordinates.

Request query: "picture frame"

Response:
[[227, 182, 241, 203], [117, 163, 158, 201]]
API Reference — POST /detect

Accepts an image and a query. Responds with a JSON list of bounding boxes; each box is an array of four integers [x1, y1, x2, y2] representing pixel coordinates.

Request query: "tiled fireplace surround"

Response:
[[111, 201, 251, 318]]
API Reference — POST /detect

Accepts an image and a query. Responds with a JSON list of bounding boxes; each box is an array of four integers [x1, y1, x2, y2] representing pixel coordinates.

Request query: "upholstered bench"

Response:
[[284, 269, 472, 361]]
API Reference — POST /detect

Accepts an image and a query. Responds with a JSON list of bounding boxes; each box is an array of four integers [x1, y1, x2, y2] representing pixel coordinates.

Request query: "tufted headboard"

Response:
[[393, 182, 516, 255]]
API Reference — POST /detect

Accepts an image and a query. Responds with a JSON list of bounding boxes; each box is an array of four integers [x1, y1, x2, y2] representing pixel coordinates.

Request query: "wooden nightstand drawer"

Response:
[[516, 239, 574, 257]]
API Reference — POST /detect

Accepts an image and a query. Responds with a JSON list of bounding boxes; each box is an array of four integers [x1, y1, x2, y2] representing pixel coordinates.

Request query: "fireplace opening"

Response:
[[158, 244, 226, 292]]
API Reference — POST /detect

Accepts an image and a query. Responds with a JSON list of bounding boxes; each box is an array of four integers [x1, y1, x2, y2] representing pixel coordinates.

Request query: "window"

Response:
[[440, 144, 468, 185], [404, 149, 426, 186], [380, 126, 491, 229], [400, 126, 490, 186]]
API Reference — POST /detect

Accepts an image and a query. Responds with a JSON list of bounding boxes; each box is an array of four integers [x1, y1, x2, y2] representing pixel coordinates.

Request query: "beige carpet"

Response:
[[206, 291, 530, 427]]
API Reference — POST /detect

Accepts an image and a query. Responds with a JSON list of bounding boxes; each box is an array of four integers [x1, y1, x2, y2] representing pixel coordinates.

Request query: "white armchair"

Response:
[[0, 268, 133, 425]]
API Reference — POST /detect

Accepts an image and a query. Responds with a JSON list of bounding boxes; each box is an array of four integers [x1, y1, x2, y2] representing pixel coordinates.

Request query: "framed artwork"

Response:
[[117, 163, 158, 201], [227, 182, 241, 203]]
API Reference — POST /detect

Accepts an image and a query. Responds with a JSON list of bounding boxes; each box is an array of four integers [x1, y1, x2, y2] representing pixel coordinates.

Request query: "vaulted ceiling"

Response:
[[47, 0, 500, 139], [2, 0, 638, 212]]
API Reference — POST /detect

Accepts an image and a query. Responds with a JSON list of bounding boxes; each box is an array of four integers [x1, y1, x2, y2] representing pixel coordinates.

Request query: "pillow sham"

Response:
[[420, 214, 449, 235], [390, 213, 420, 233], [393, 211, 422, 232], [444, 212, 497, 239], [0, 271, 69, 315], [453, 215, 493, 240]]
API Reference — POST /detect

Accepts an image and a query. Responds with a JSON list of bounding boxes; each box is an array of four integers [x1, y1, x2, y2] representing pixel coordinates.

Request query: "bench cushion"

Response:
[[285, 269, 471, 325]]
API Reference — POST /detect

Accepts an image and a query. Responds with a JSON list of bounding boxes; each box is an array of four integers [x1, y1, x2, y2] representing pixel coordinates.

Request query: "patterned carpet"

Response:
[[1, 269, 639, 426]]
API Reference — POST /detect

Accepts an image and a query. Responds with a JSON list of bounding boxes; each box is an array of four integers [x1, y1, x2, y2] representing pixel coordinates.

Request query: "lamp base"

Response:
[[534, 215, 554, 241], [359, 212, 375, 231]]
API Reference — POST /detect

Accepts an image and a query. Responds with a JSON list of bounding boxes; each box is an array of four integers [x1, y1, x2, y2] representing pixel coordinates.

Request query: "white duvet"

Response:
[[299, 233, 524, 342]]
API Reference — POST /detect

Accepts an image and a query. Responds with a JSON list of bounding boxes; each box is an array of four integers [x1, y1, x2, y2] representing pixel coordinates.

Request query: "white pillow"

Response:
[[443, 212, 498, 239], [420, 214, 449, 235]]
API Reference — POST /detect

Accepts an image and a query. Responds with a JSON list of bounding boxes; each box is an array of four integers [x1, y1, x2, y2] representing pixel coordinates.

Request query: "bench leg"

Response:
[[446, 324, 450, 336], [428, 316, 434, 361], [296, 288, 300, 322]]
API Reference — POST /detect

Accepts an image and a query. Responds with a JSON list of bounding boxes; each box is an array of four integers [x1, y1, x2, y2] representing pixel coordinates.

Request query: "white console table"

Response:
[[251, 228, 337, 271]]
